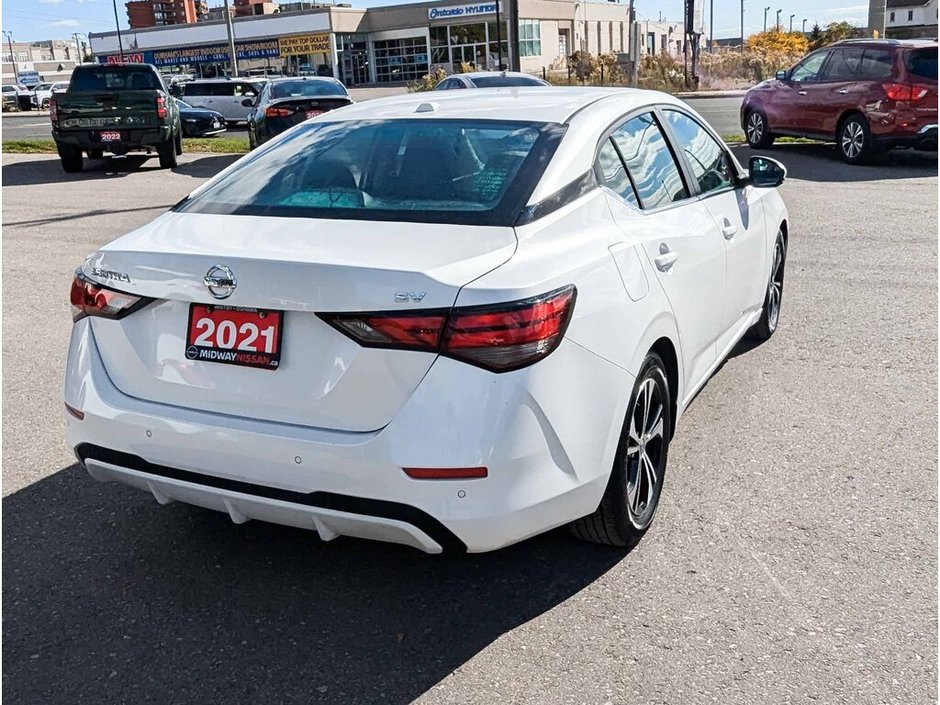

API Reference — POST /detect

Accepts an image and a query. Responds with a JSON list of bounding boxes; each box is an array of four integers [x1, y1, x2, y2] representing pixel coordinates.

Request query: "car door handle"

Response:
[[654, 251, 678, 272], [798, 90, 807, 95], [721, 222, 738, 240]]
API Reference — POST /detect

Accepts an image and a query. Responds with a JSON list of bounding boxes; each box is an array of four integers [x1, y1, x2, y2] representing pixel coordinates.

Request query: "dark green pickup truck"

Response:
[[51, 63, 182, 173]]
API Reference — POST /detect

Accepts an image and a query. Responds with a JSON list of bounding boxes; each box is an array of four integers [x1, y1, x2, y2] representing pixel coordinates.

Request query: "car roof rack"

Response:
[[832, 38, 901, 44]]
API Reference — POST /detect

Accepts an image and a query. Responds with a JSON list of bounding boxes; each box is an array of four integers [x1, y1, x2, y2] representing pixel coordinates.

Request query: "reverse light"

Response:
[[70, 272, 151, 322], [265, 106, 293, 118], [319, 286, 577, 373], [883, 83, 930, 102]]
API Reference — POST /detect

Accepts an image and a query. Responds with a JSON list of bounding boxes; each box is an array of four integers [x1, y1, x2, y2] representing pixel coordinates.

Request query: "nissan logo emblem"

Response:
[[203, 264, 237, 300]]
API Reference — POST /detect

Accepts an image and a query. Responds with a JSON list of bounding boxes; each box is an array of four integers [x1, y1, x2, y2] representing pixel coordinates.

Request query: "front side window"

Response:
[[611, 112, 689, 209], [790, 51, 829, 82], [176, 119, 565, 226], [662, 110, 734, 195], [595, 138, 639, 207]]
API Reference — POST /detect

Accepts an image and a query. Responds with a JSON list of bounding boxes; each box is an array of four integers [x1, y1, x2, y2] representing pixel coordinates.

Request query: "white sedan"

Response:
[[64, 88, 789, 554]]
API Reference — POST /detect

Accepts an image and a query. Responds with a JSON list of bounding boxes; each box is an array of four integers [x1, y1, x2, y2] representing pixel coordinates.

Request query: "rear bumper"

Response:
[[873, 123, 938, 150], [53, 126, 172, 152], [64, 318, 633, 553]]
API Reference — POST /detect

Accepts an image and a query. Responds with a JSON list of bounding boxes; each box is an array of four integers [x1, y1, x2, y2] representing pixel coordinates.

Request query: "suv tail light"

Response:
[[265, 106, 293, 118], [70, 272, 152, 322], [49, 95, 58, 127], [882, 82, 930, 102], [156, 94, 167, 120], [319, 286, 576, 373]]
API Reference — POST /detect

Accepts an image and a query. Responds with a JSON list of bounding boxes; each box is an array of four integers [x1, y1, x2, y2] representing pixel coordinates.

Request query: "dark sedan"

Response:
[[176, 99, 227, 137], [245, 77, 353, 149]]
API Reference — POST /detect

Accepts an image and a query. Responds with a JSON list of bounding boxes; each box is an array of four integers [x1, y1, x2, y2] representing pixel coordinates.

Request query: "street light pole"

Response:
[[111, 0, 125, 60], [775, 8, 781, 31], [223, 0, 239, 76], [802, 18, 807, 34], [740, 0, 745, 52], [789, 13, 794, 32], [763, 6, 770, 32], [709, 0, 714, 52], [4, 31, 18, 82]]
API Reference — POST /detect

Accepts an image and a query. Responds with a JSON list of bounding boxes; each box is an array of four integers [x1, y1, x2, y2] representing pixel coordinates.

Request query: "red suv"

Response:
[[741, 39, 937, 163]]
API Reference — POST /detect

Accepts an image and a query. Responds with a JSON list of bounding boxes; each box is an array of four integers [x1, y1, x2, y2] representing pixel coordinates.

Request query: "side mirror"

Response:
[[241, 97, 255, 107], [749, 156, 786, 188], [775, 69, 788, 81]]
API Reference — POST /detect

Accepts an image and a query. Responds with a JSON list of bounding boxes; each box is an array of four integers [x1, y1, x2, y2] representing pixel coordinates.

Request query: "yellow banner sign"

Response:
[[278, 34, 331, 57]]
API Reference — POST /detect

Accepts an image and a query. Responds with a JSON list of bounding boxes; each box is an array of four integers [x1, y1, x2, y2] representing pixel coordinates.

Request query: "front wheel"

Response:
[[749, 228, 786, 341], [157, 137, 178, 168], [745, 109, 775, 148], [571, 353, 671, 549], [57, 143, 83, 173]]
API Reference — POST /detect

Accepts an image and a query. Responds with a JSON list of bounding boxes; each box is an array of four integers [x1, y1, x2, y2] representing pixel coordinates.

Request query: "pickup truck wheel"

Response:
[[87, 148, 104, 160], [175, 132, 183, 156], [157, 138, 178, 169], [57, 144, 83, 173]]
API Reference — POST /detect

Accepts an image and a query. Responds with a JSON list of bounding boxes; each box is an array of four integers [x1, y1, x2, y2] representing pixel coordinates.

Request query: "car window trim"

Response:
[[655, 105, 744, 201]]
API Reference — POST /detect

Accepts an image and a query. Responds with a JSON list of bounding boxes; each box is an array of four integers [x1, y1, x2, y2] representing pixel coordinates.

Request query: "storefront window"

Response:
[[519, 19, 541, 57], [430, 26, 449, 47], [449, 23, 486, 46], [374, 36, 429, 83]]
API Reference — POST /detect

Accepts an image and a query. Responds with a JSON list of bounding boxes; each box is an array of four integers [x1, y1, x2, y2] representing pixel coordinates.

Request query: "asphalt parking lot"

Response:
[[2, 144, 937, 704]]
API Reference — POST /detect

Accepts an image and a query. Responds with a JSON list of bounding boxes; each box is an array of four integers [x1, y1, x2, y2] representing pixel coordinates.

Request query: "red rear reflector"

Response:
[[319, 285, 576, 372], [403, 467, 488, 480], [265, 106, 293, 118], [70, 272, 148, 321], [64, 402, 84, 420]]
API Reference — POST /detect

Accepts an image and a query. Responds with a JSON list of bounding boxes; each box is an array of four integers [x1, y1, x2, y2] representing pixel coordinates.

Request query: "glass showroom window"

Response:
[[374, 37, 430, 82], [519, 20, 541, 57]]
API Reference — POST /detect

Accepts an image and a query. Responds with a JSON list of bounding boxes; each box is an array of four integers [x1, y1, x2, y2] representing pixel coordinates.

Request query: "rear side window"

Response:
[[858, 49, 894, 79], [175, 119, 565, 226], [662, 110, 734, 195], [70, 67, 161, 92], [907, 48, 938, 80], [595, 139, 639, 207], [611, 113, 688, 210], [183, 82, 210, 96], [822, 48, 864, 80]]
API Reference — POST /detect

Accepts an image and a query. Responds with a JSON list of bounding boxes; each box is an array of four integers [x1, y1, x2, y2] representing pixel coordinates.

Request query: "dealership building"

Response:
[[89, 0, 684, 85]]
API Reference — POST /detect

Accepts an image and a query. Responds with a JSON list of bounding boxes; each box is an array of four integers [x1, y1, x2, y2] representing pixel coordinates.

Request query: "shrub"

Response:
[[407, 67, 447, 92]]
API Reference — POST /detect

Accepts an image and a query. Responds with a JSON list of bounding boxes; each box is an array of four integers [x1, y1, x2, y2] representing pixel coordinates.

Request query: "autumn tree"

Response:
[[810, 21, 866, 49], [746, 28, 809, 55]]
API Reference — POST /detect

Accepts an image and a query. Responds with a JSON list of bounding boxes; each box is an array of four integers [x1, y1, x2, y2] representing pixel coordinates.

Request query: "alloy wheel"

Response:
[[767, 238, 784, 331], [746, 112, 764, 144], [841, 120, 864, 159], [625, 376, 666, 528]]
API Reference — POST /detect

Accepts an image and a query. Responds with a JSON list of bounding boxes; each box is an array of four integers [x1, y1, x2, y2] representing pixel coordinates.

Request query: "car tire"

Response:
[[157, 138, 178, 168], [571, 353, 671, 550], [87, 148, 104, 160], [838, 114, 872, 164], [175, 132, 183, 156], [745, 109, 775, 149], [748, 228, 786, 341], [41, 98, 50, 110], [57, 144, 83, 173]]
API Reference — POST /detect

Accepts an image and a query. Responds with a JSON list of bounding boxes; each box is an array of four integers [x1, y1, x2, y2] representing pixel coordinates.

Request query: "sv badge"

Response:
[[395, 291, 427, 303]]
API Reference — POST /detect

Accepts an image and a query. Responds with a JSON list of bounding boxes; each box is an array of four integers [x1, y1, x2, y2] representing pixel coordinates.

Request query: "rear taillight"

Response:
[[265, 106, 293, 118], [49, 95, 57, 127], [156, 94, 167, 120], [883, 82, 930, 102], [319, 286, 576, 373], [70, 272, 150, 322]]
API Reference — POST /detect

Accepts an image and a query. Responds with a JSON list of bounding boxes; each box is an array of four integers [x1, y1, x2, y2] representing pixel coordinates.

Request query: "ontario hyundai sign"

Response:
[[428, 2, 500, 20]]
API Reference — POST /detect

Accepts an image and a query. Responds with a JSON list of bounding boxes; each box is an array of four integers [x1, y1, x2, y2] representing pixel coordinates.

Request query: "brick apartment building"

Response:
[[126, 0, 209, 29]]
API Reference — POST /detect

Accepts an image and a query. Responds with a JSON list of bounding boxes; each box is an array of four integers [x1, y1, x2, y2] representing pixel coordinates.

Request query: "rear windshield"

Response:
[[270, 80, 347, 99], [471, 76, 545, 87], [70, 66, 161, 92], [908, 48, 938, 81], [176, 119, 564, 226]]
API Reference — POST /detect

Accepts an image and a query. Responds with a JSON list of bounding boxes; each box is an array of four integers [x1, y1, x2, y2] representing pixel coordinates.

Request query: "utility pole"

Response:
[[507, 0, 520, 71], [789, 13, 794, 32], [628, 0, 638, 86], [71, 32, 84, 63], [775, 8, 781, 31], [223, 0, 239, 76], [709, 0, 714, 52], [802, 18, 807, 34], [763, 6, 770, 31], [495, 0, 503, 69], [740, 0, 745, 52], [3, 31, 18, 82], [111, 0, 125, 60]]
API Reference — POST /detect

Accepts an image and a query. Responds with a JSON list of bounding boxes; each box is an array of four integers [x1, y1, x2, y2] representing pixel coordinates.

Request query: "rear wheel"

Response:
[[157, 137, 178, 168], [749, 228, 786, 341], [175, 131, 183, 156], [745, 109, 775, 148], [57, 143, 83, 173], [838, 114, 873, 164], [41, 97, 50, 110], [571, 353, 671, 550]]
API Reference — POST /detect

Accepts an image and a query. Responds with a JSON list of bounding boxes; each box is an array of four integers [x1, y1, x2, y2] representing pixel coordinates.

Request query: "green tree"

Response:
[[808, 23, 823, 49], [816, 21, 865, 48]]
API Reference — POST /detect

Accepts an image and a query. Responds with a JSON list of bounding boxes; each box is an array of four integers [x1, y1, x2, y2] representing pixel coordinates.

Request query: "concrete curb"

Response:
[[674, 90, 748, 99]]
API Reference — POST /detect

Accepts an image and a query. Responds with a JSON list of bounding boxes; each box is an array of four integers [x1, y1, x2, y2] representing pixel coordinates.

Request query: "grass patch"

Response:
[[3, 136, 250, 155]]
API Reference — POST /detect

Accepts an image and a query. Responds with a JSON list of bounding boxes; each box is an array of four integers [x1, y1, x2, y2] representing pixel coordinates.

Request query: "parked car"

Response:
[[742, 38, 938, 163], [2, 83, 33, 111], [246, 76, 352, 148], [50, 63, 182, 173], [65, 87, 789, 554], [176, 99, 226, 137], [180, 78, 266, 125], [435, 70, 550, 90], [31, 81, 69, 109]]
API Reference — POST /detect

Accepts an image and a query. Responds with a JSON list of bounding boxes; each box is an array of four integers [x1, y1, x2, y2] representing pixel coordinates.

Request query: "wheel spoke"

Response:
[[641, 379, 653, 433], [629, 461, 642, 513], [648, 414, 664, 442], [642, 453, 656, 507]]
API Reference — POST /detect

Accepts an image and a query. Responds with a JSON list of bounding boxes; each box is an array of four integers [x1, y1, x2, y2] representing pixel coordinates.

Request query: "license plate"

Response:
[[306, 110, 324, 119], [100, 130, 121, 142], [185, 304, 283, 370]]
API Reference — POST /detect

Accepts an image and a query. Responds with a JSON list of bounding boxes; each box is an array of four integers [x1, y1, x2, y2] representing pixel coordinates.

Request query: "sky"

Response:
[[0, 0, 870, 43]]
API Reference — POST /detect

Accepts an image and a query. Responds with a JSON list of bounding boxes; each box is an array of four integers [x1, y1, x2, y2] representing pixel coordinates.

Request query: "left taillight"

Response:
[[319, 285, 576, 373], [70, 272, 151, 322], [156, 94, 167, 120]]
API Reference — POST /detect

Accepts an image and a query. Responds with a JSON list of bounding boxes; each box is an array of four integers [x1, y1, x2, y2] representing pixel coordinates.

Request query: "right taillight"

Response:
[[265, 106, 293, 118], [70, 272, 151, 322], [156, 94, 167, 120], [883, 82, 930, 102], [319, 286, 576, 373], [49, 95, 58, 127]]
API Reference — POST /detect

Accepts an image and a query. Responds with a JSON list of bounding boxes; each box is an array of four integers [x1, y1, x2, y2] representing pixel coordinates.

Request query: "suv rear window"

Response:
[[176, 119, 565, 226], [471, 76, 545, 87], [907, 48, 938, 80], [269, 80, 346, 99], [70, 66, 161, 92]]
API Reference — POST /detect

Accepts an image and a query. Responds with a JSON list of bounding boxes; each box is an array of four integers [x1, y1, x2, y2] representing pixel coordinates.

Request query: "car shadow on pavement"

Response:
[[172, 153, 241, 179], [733, 143, 937, 183], [3, 464, 624, 705], [3, 155, 159, 187]]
